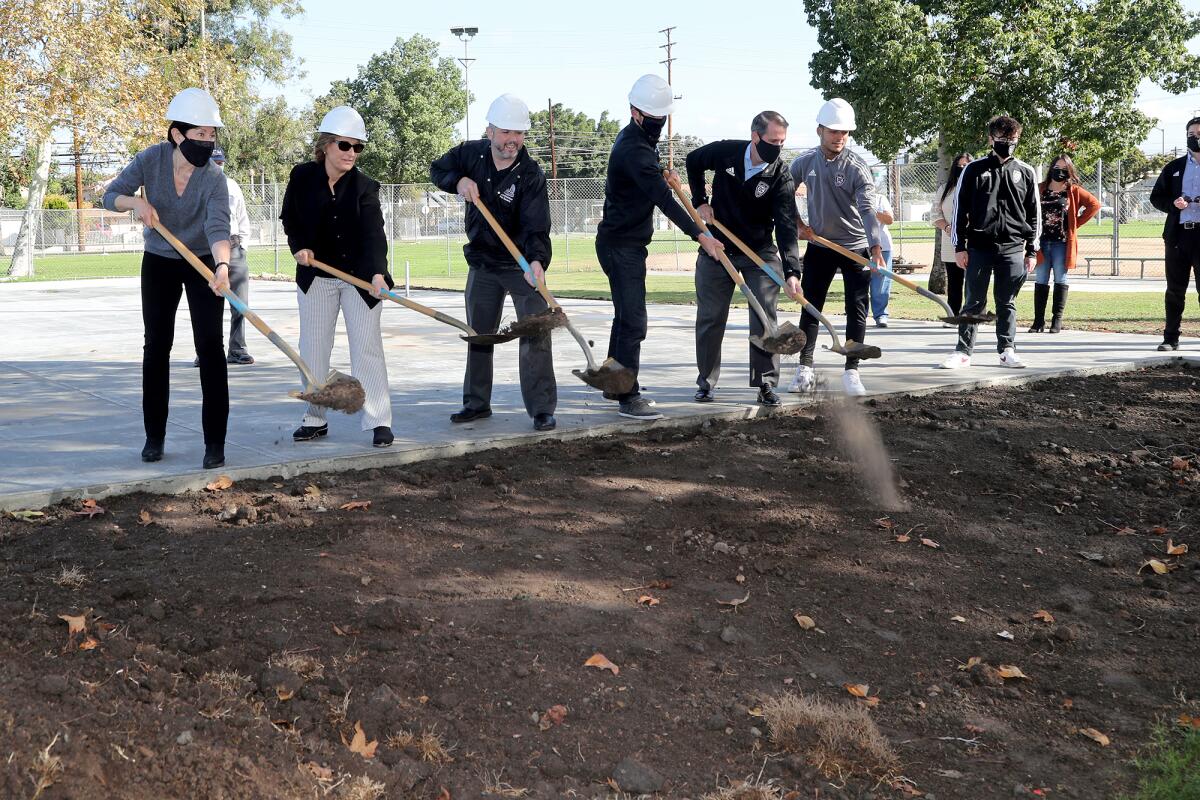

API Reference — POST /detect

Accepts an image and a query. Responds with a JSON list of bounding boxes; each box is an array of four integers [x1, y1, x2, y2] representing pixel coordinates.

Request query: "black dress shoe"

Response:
[[757, 386, 782, 407], [1157, 341, 1180, 351], [533, 413, 556, 431], [202, 445, 225, 469], [292, 423, 329, 441], [694, 388, 714, 403], [141, 438, 164, 462], [450, 407, 492, 424], [373, 426, 394, 447]]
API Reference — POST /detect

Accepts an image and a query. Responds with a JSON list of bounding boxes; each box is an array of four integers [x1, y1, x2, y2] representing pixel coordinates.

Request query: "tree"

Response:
[[217, 95, 310, 184], [318, 35, 467, 184], [525, 104, 621, 180]]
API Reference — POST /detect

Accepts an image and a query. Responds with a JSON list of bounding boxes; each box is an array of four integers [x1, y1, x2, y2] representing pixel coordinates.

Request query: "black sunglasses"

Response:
[[336, 140, 364, 153]]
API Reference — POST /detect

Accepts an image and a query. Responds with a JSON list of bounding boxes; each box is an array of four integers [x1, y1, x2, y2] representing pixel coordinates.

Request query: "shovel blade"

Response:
[[940, 311, 997, 325], [751, 322, 807, 355], [461, 332, 521, 345], [828, 340, 883, 360], [572, 357, 636, 395]]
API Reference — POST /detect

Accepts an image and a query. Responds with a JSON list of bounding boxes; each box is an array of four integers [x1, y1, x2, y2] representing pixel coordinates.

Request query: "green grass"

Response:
[[890, 218, 1161, 242], [1118, 724, 1200, 800]]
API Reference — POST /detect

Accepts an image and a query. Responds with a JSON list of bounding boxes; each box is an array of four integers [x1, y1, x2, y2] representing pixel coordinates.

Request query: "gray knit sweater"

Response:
[[103, 141, 230, 259]]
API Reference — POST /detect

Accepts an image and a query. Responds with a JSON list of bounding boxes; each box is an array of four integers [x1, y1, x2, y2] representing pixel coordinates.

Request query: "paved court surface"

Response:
[[1, 277, 1194, 510]]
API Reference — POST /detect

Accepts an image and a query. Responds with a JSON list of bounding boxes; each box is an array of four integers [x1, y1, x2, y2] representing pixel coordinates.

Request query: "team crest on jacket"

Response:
[[835, 174, 845, 186], [498, 184, 517, 205], [726, 167, 736, 176], [754, 181, 769, 198]]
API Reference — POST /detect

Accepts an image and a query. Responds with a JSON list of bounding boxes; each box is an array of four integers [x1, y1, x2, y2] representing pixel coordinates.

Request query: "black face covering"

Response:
[[1049, 167, 1069, 182], [1188, 135, 1200, 154], [179, 137, 216, 168], [992, 140, 1015, 159], [754, 138, 782, 164], [638, 114, 667, 143]]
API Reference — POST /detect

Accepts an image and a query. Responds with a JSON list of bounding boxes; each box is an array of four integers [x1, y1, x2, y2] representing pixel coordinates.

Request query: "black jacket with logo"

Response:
[[952, 154, 1041, 258], [1150, 155, 1192, 246], [685, 139, 802, 278], [596, 119, 704, 248], [430, 140, 552, 270]]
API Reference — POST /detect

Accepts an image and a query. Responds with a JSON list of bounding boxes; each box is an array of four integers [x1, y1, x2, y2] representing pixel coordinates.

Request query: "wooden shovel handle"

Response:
[[662, 172, 750, 289], [470, 199, 560, 310], [307, 257, 477, 335]]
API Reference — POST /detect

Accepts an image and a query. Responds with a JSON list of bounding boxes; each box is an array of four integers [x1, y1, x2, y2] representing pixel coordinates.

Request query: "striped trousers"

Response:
[[297, 277, 391, 430]]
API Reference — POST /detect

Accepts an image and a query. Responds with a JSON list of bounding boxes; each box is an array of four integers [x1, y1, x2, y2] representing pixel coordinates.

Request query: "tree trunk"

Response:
[[8, 137, 53, 278], [927, 132, 951, 295]]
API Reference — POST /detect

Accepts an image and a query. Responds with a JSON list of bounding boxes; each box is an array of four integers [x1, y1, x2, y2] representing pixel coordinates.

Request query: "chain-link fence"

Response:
[[3, 161, 1172, 281]]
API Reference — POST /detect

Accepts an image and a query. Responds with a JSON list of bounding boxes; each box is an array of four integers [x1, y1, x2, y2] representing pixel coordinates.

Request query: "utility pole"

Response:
[[659, 26, 677, 165], [548, 99, 558, 179], [73, 126, 84, 252], [450, 27, 479, 139]]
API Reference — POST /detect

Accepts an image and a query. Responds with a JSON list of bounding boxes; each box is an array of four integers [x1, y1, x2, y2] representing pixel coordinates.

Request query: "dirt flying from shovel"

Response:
[[753, 323, 806, 356], [573, 357, 636, 395], [829, 396, 908, 512], [296, 374, 365, 414], [499, 307, 567, 339]]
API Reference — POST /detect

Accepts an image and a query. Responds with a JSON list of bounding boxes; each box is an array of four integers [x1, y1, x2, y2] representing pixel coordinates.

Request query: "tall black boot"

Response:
[[1028, 283, 1049, 332], [1049, 284, 1068, 333]]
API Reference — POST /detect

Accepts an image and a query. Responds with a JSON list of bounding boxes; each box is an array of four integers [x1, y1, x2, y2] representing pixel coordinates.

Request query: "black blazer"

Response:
[[279, 161, 393, 308], [1150, 155, 1191, 247]]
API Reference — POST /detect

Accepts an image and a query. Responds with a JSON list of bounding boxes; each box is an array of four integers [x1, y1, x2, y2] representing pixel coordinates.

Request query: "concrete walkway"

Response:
[[1, 277, 1195, 510]]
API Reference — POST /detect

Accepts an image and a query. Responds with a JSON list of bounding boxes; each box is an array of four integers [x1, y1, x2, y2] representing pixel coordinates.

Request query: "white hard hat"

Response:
[[318, 105, 369, 141], [165, 87, 224, 128], [486, 94, 531, 131], [628, 74, 675, 117], [816, 98, 856, 131]]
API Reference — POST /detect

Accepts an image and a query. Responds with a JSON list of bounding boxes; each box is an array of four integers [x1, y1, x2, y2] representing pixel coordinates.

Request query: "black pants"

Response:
[[797, 242, 872, 370], [462, 266, 556, 417], [957, 248, 1026, 355], [1164, 228, 1200, 343], [694, 250, 780, 390], [598, 241, 649, 402], [944, 260, 965, 316], [141, 251, 228, 446]]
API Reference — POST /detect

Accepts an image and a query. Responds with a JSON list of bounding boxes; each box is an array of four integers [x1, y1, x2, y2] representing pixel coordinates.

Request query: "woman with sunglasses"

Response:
[[280, 105, 395, 448], [1028, 153, 1099, 333]]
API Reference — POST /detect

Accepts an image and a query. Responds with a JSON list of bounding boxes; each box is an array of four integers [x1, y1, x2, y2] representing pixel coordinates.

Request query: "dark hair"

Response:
[[941, 152, 973, 201], [987, 115, 1022, 139], [1045, 153, 1081, 185], [313, 132, 338, 163], [751, 110, 789, 136], [166, 121, 196, 148], [1187, 117, 1200, 131]]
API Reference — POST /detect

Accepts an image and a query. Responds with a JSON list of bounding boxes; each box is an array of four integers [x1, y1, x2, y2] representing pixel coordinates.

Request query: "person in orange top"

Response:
[[1029, 154, 1100, 333]]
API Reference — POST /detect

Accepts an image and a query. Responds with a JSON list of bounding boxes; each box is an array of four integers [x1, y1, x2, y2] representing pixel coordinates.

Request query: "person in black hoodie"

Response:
[[1149, 116, 1200, 351], [685, 110, 800, 405], [938, 115, 1040, 371], [596, 74, 726, 420], [430, 94, 557, 431], [280, 105, 395, 448]]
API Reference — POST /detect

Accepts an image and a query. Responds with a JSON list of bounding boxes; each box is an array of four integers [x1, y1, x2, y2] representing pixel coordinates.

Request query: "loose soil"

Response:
[[3, 365, 1199, 800]]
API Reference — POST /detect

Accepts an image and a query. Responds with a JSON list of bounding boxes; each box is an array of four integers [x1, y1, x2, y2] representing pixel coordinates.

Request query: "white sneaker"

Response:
[[788, 365, 815, 393], [938, 352, 971, 370], [999, 348, 1026, 369], [841, 369, 867, 397]]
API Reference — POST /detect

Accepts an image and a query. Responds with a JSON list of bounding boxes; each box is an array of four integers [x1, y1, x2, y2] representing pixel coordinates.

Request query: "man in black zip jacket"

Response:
[[430, 93, 557, 432], [938, 115, 1040, 371], [1149, 116, 1200, 351], [685, 110, 800, 405], [596, 73, 726, 421]]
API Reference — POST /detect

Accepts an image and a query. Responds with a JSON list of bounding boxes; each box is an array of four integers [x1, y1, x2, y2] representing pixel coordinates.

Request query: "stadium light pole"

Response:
[[450, 27, 479, 140]]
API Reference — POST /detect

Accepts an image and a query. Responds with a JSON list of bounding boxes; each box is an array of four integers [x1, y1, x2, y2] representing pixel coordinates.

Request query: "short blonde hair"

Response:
[[313, 132, 338, 163]]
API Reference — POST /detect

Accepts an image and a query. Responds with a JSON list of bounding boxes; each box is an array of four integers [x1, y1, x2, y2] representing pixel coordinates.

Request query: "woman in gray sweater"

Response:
[[103, 88, 233, 469]]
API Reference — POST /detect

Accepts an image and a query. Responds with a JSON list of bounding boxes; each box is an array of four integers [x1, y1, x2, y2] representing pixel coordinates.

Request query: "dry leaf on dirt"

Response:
[[637, 595, 659, 606], [276, 687, 295, 701], [304, 484, 321, 497], [875, 517, 896, 530], [437, 788, 452, 800], [9, 509, 46, 521], [959, 656, 982, 671], [1149, 525, 1169, 535], [1178, 714, 1200, 729], [79, 636, 100, 651], [1166, 540, 1189, 556], [1032, 610, 1055, 624], [1170, 456, 1191, 471], [74, 499, 106, 518], [1113, 526, 1137, 536], [339, 500, 371, 511], [342, 720, 377, 759], [583, 653, 619, 675], [1079, 727, 1110, 746], [920, 538, 941, 549], [844, 683, 870, 698], [137, 510, 153, 526], [538, 704, 568, 731], [996, 665, 1030, 680], [301, 761, 334, 781], [332, 624, 361, 637], [1140, 559, 1172, 575], [647, 579, 672, 590], [717, 591, 750, 608], [894, 534, 911, 543], [1062, 698, 1074, 710], [794, 613, 817, 631], [205, 475, 234, 492], [59, 612, 87, 636], [950, 615, 967, 623]]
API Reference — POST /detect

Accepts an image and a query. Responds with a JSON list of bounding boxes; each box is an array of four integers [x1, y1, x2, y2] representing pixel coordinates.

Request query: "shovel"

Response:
[[707, 217, 882, 361], [663, 173, 806, 355], [153, 222, 365, 413], [470, 199, 635, 395], [809, 234, 996, 325], [305, 258, 511, 346]]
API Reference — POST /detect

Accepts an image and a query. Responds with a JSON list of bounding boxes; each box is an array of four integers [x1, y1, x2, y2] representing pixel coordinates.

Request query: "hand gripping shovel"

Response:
[[471, 199, 635, 395], [664, 173, 806, 355], [305, 258, 508, 346], [708, 217, 881, 361], [153, 222, 365, 413], [809, 234, 996, 325]]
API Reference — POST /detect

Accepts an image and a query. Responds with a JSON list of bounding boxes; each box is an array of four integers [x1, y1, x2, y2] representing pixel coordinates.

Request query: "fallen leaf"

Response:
[[276, 687, 295, 701], [647, 579, 672, 590], [1079, 727, 1110, 746], [304, 484, 321, 497], [1062, 698, 1074, 710], [637, 595, 660, 606], [74, 499, 106, 518], [1178, 714, 1200, 729], [10, 509, 46, 521], [717, 591, 750, 608], [1149, 525, 1169, 536], [1166, 540, 1188, 556], [894, 534, 911, 543], [862, 695, 881, 707], [920, 538, 941, 549], [747, 706, 764, 717], [735, 573, 746, 584], [950, 615, 967, 623], [79, 636, 100, 651], [583, 653, 619, 675], [332, 624, 361, 637], [843, 683, 870, 698], [544, 704, 567, 726], [875, 517, 896, 530], [137, 510, 153, 527], [59, 612, 87, 636], [339, 500, 371, 511], [1170, 456, 1190, 471], [205, 475, 234, 492], [342, 720, 377, 759], [996, 665, 1030, 680], [437, 788, 452, 800], [996, 630, 1015, 641], [1113, 526, 1137, 536], [958, 656, 982, 671], [794, 613, 817, 631], [1140, 559, 1172, 575], [1032, 610, 1055, 624], [301, 761, 334, 781]]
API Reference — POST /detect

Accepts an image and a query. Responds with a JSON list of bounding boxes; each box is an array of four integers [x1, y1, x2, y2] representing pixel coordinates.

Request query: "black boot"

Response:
[[1049, 284, 1068, 333], [1028, 283, 1049, 333]]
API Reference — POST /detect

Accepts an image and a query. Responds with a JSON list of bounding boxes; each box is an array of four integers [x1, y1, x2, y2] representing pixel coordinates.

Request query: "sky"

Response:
[[268, 0, 1200, 162]]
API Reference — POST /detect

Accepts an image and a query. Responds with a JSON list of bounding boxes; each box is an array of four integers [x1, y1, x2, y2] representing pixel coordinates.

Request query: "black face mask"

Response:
[[1188, 135, 1200, 154], [754, 138, 782, 164], [992, 140, 1015, 159], [178, 137, 216, 168], [1049, 167, 1069, 182], [638, 114, 666, 143]]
